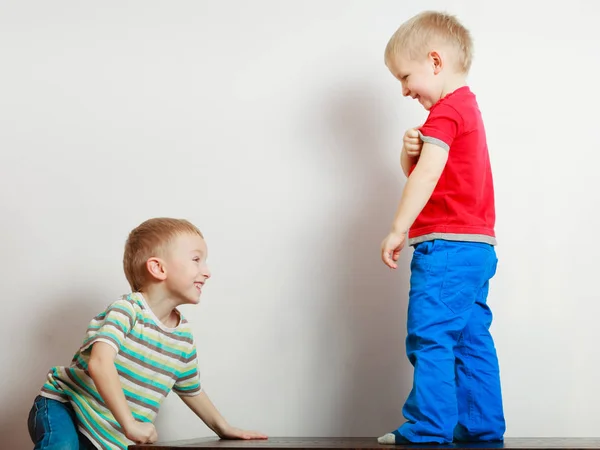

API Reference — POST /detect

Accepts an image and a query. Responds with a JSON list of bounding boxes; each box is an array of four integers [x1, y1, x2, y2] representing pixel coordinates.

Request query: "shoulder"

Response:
[[92, 294, 142, 329], [108, 294, 143, 316], [439, 86, 481, 122]]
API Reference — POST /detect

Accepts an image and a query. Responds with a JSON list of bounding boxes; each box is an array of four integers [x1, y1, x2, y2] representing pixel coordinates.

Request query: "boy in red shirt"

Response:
[[379, 11, 505, 444]]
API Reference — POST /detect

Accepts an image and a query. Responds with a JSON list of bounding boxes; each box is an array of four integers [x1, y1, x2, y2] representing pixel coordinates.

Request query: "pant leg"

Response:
[[397, 240, 496, 443], [28, 395, 91, 450], [454, 253, 506, 441]]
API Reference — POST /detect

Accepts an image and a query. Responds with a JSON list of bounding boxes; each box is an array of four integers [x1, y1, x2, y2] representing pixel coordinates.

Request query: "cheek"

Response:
[[415, 82, 432, 97], [406, 79, 420, 92]]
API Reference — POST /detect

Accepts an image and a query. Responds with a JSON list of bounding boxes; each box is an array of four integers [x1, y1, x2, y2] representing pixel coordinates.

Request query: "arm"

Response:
[[88, 342, 135, 429], [381, 142, 448, 268], [400, 127, 423, 177], [400, 146, 418, 177], [180, 391, 228, 436], [181, 392, 267, 440], [391, 142, 448, 233], [88, 342, 157, 443]]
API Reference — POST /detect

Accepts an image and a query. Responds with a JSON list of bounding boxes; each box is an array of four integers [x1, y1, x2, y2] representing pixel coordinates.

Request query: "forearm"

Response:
[[88, 352, 135, 430], [180, 391, 229, 436], [391, 167, 441, 234], [400, 146, 417, 177]]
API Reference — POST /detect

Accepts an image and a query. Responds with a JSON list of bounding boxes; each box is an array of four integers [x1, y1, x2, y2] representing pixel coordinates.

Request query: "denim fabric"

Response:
[[28, 395, 96, 450], [396, 240, 505, 443]]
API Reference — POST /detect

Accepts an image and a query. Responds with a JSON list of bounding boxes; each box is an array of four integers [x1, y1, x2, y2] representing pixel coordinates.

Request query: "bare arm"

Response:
[[88, 342, 157, 443], [400, 146, 418, 177], [180, 391, 229, 436], [381, 142, 448, 268], [391, 142, 449, 233], [400, 127, 423, 177], [181, 391, 267, 440], [88, 342, 135, 429]]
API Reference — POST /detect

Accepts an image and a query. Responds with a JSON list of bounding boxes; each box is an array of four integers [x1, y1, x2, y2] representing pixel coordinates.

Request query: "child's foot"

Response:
[[377, 430, 410, 445], [377, 433, 396, 445], [378, 429, 449, 445]]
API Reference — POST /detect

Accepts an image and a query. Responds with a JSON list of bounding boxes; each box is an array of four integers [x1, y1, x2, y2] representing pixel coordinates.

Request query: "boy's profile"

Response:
[[379, 11, 505, 444], [28, 218, 267, 450]]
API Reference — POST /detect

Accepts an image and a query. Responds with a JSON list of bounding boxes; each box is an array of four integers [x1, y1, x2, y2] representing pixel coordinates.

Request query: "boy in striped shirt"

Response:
[[28, 218, 267, 450]]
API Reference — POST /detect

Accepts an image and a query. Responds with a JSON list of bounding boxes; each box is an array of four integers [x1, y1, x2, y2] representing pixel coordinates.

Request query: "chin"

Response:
[[179, 293, 201, 305]]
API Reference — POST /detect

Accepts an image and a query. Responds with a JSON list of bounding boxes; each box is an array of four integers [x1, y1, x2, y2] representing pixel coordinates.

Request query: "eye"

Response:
[[193, 257, 200, 262]]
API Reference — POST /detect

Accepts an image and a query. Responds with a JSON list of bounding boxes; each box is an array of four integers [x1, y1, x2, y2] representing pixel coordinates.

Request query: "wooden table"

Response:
[[129, 437, 600, 450]]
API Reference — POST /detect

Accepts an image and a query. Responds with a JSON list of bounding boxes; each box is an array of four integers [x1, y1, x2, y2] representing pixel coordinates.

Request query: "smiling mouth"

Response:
[[194, 282, 204, 291]]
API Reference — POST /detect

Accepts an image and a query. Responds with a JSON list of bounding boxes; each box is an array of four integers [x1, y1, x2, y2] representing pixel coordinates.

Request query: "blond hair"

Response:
[[123, 218, 204, 291], [385, 11, 473, 74]]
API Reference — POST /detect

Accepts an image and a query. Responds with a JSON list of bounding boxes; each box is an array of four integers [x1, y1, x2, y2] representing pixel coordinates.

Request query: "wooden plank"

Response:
[[128, 437, 600, 450]]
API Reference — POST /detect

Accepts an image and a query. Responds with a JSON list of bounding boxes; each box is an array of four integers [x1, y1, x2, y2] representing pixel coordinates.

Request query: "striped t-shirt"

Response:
[[40, 292, 202, 450]]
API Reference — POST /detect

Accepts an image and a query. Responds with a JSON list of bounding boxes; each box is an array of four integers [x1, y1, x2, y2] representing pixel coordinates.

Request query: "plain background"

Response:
[[1, 1, 599, 448]]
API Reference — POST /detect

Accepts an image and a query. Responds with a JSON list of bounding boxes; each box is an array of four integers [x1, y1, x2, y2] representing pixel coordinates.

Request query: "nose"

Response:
[[402, 85, 410, 97], [202, 263, 211, 279]]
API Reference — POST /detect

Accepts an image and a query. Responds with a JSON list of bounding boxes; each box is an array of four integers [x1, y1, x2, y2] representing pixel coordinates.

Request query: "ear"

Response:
[[429, 51, 443, 74], [146, 257, 167, 282]]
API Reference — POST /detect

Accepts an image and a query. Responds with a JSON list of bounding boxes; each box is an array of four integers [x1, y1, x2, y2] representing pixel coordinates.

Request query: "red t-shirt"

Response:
[[408, 86, 496, 246]]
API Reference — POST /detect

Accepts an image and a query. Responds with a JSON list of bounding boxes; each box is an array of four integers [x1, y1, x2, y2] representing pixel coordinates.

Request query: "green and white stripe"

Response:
[[41, 293, 201, 450]]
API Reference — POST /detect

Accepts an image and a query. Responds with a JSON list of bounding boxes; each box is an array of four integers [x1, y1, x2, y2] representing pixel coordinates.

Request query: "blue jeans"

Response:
[[397, 240, 505, 443], [28, 395, 96, 450]]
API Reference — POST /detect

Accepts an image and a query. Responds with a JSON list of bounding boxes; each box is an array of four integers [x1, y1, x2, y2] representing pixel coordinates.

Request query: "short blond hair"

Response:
[[123, 218, 204, 291], [385, 11, 473, 74]]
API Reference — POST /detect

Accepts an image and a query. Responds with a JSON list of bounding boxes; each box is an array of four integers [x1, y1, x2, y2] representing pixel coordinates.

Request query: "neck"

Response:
[[441, 73, 468, 98], [139, 284, 180, 326]]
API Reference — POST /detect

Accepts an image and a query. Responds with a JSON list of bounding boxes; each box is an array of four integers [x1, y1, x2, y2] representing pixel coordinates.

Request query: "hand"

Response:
[[124, 421, 158, 444], [403, 127, 422, 158], [381, 230, 407, 269], [218, 425, 268, 440]]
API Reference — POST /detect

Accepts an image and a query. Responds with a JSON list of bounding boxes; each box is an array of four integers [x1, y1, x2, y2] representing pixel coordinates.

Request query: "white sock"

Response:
[[377, 433, 396, 445]]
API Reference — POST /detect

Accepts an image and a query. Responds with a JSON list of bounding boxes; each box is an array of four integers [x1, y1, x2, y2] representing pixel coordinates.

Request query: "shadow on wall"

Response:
[[303, 83, 415, 436], [0, 291, 102, 449]]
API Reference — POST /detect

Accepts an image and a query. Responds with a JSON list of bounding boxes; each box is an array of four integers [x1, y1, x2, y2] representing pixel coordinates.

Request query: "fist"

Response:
[[125, 421, 158, 444], [403, 128, 422, 158]]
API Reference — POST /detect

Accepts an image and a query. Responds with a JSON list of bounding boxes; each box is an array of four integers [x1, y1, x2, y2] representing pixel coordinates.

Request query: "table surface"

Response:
[[129, 437, 600, 450]]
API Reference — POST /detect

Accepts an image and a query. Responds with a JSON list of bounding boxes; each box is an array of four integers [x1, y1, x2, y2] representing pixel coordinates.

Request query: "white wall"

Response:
[[1, 1, 599, 448]]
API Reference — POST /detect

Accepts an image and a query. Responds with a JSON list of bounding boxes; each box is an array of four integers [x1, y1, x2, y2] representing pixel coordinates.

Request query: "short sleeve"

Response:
[[418, 103, 463, 151], [172, 344, 202, 397], [80, 299, 137, 354]]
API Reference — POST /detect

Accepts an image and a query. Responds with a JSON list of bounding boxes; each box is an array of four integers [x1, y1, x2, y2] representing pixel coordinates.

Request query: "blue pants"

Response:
[[397, 240, 505, 443], [28, 395, 96, 450]]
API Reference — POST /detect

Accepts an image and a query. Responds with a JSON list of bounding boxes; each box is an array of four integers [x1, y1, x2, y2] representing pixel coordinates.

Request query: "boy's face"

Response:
[[387, 51, 444, 111], [163, 233, 211, 305]]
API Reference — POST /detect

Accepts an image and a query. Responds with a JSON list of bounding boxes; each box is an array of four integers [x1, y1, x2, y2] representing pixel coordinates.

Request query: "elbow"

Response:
[[422, 169, 443, 184], [88, 354, 112, 380], [87, 355, 101, 379], [412, 167, 443, 185]]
